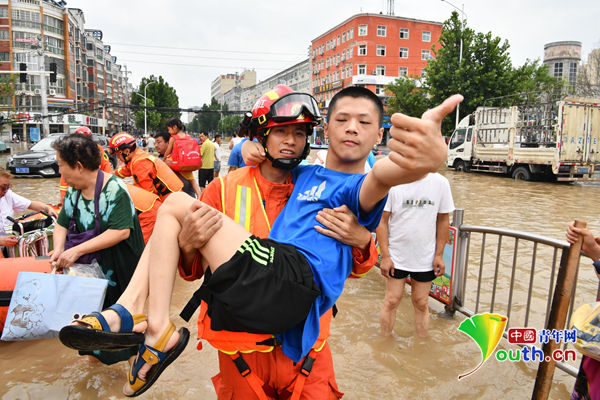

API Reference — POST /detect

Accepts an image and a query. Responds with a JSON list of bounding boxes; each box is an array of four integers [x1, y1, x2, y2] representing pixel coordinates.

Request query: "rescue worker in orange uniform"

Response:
[[109, 132, 183, 201], [125, 184, 161, 244], [177, 85, 378, 399], [59, 126, 113, 204]]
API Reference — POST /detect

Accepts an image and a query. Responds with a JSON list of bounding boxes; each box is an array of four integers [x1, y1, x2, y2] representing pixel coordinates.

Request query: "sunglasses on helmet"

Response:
[[257, 93, 322, 126]]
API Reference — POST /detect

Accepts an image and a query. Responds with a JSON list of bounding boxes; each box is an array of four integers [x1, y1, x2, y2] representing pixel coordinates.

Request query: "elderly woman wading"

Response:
[[50, 134, 145, 365]]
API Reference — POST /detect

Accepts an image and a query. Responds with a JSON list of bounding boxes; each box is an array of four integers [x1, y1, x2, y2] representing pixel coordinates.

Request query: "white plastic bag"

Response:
[[1, 271, 108, 341]]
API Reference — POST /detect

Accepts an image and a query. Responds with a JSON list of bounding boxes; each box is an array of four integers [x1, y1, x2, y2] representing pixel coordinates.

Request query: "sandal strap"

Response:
[[75, 312, 109, 332], [128, 322, 176, 386]]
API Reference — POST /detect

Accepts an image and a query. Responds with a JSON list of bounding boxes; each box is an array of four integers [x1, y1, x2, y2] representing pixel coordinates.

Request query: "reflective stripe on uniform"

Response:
[[234, 185, 252, 231]]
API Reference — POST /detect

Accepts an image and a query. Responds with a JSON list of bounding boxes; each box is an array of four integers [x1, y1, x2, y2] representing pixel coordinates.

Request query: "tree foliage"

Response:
[[189, 98, 225, 134], [385, 75, 431, 117], [218, 114, 243, 136], [385, 11, 561, 135], [131, 75, 179, 134]]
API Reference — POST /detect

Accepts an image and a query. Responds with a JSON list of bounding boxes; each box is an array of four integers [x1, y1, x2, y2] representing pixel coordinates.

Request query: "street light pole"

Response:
[[141, 78, 157, 136], [441, 0, 466, 129]]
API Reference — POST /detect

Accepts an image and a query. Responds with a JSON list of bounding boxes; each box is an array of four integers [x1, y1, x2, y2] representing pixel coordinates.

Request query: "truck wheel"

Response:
[[512, 166, 531, 181], [455, 160, 466, 172]]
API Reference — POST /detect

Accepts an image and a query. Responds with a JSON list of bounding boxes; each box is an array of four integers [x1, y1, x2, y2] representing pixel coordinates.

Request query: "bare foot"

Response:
[[122, 325, 180, 396]]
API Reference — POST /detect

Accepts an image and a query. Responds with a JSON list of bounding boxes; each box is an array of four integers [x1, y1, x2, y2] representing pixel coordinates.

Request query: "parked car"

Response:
[[6, 133, 116, 177]]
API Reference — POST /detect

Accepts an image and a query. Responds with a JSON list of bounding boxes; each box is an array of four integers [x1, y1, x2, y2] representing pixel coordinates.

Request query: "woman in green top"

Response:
[[51, 134, 145, 364]]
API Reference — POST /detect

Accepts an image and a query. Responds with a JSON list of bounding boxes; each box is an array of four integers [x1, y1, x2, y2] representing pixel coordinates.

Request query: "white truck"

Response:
[[446, 97, 600, 181]]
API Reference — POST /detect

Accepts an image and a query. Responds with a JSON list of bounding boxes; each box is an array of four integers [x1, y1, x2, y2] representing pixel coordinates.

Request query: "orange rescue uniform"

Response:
[[114, 148, 183, 201], [125, 184, 161, 244], [59, 143, 113, 204], [178, 166, 378, 399]]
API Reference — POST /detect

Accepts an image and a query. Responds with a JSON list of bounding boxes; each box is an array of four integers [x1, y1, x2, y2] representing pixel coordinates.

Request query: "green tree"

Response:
[[422, 11, 560, 134], [218, 114, 243, 136], [131, 75, 179, 133], [190, 98, 224, 134], [385, 75, 431, 117]]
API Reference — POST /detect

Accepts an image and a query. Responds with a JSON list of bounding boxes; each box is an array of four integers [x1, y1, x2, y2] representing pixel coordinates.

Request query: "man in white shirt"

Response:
[[146, 136, 155, 153], [0, 168, 57, 250], [376, 172, 454, 337]]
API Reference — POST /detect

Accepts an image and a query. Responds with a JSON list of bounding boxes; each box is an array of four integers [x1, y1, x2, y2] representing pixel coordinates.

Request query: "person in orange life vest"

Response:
[[59, 126, 113, 205], [161, 119, 202, 198], [109, 132, 183, 201], [154, 131, 196, 197], [125, 184, 161, 244], [174, 91, 376, 399]]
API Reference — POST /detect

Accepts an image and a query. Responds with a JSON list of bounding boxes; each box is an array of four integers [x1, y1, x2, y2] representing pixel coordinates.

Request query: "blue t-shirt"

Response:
[[228, 138, 248, 168], [367, 151, 376, 168], [270, 164, 386, 361]]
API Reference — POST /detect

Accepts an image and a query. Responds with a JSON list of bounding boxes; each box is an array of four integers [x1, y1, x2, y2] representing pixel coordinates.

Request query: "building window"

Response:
[[399, 48, 408, 58], [376, 65, 386, 75], [554, 62, 563, 78], [0, 52, 9, 62], [358, 64, 366, 74], [337, 35, 340, 46], [399, 66, 408, 76], [0, 30, 8, 41], [377, 25, 386, 37], [358, 24, 368, 36], [376, 45, 386, 56], [400, 28, 409, 39], [342, 32, 346, 42], [421, 49, 432, 60], [422, 31, 431, 42], [0, 8, 7, 18], [376, 85, 386, 96], [569, 62, 578, 84], [358, 44, 367, 56]]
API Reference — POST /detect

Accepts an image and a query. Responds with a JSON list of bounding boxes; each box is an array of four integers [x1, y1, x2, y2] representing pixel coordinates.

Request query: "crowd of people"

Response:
[[3, 83, 596, 398]]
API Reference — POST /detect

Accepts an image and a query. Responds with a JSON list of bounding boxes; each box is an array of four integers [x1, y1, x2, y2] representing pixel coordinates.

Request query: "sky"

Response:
[[65, 0, 600, 110]]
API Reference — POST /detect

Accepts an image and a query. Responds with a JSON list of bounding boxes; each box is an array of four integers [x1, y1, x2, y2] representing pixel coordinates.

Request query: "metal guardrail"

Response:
[[446, 209, 590, 379]]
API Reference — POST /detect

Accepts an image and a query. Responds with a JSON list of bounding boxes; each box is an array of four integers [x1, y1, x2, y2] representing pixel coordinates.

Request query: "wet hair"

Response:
[[166, 118, 185, 131], [327, 86, 384, 126], [52, 134, 101, 170], [154, 131, 170, 142], [215, 134, 222, 140]]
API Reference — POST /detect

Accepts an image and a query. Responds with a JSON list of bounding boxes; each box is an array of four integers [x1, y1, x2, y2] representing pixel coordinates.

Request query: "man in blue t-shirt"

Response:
[[115, 86, 462, 396], [226, 137, 248, 172]]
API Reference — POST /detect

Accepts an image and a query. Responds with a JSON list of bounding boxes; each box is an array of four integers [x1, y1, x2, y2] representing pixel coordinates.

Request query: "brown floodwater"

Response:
[[2, 142, 600, 399]]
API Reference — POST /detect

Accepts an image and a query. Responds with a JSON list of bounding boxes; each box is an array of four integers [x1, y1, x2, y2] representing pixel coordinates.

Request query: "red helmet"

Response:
[[74, 126, 92, 136], [109, 132, 137, 154], [250, 84, 321, 134]]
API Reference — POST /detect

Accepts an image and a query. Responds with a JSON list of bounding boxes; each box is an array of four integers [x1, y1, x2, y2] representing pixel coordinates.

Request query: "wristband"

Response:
[[593, 259, 600, 274]]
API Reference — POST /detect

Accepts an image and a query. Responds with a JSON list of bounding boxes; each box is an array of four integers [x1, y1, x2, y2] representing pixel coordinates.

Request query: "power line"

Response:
[[110, 42, 305, 56], [119, 58, 299, 71], [122, 50, 302, 63]]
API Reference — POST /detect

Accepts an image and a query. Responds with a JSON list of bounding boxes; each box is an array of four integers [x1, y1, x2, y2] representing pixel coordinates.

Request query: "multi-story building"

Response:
[[0, 0, 133, 139], [210, 69, 256, 106], [310, 13, 442, 110], [239, 59, 311, 111], [543, 41, 581, 86]]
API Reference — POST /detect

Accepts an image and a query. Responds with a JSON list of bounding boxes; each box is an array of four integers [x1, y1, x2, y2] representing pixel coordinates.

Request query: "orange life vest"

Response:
[[126, 184, 161, 213], [118, 149, 183, 200], [197, 166, 331, 354]]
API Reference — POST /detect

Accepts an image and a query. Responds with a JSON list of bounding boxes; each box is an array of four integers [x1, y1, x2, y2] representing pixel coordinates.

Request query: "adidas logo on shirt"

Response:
[[297, 181, 326, 202]]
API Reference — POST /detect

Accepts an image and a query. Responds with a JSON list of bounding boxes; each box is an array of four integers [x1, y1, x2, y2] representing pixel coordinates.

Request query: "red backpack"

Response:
[[170, 134, 202, 171]]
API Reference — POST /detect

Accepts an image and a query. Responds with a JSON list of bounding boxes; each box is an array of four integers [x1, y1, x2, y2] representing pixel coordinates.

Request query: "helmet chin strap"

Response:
[[265, 151, 303, 170]]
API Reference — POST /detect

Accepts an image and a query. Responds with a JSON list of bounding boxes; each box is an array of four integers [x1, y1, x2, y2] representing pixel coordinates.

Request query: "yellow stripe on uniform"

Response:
[[234, 185, 251, 231]]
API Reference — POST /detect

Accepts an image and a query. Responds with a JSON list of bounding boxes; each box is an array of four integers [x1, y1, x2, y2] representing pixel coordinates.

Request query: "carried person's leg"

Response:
[[380, 272, 406, 337], [410, 277, 434, 337]]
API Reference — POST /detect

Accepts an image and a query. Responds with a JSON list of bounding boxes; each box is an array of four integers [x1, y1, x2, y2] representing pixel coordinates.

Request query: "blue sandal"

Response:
[[126, 322, 190, 397], [59, 304, 147, 351]]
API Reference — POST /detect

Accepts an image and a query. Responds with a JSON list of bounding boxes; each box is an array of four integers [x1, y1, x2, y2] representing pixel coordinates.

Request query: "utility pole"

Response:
[[36, 40, 50, 138]]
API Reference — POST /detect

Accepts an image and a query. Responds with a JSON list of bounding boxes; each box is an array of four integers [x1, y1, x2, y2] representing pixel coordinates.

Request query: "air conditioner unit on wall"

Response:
[[34, 89, 41, 95], [49, 89, 56, 95]]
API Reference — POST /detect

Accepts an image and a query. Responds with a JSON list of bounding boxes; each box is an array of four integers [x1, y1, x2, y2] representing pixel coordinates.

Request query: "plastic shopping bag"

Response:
[[1, 271, 108, 341]]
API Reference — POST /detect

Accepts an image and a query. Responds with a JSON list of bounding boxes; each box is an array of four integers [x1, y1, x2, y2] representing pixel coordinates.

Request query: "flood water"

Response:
[[2, 141, 600, 400]]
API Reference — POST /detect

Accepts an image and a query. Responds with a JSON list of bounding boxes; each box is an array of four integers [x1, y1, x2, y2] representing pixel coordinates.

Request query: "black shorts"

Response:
[[390, 268, 436, 282], [201, 236, 320, 334], [198, 168, 214, 187]]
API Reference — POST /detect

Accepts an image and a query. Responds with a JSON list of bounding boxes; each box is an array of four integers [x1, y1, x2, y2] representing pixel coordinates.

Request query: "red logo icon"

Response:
[[507, 328, 537, 344]]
